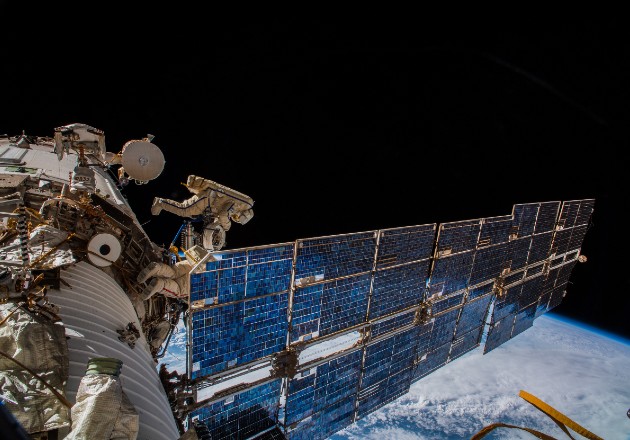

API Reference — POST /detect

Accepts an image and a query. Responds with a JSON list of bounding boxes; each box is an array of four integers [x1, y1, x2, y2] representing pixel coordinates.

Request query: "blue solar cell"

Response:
[[246, 259, 292, 298], [428, 308, 460, 348], [217, 266, 246, 303], [376, 224, 436, 268], [413, 319, 435, 358], [431, 292, 465, 314], [478, 216, 513, 246], [186, 198, 593, 440], [526, 264, 544, 277], [428, 252, 474, 296], [360, 326, 419, 390], [468, 283, 493, 300], [190, 379, 281, 440], [290, 274, 371, 342], [517, 277, 543, 309], [512, 303, 536, 337], [190, 271, 217, 304], [288, 394, 356, 440], [286, 350, 362, 425], [490, 286, 520, 323], [568, 225, 589, 251], [484, 315, 515, 354], [449, 327, 482, 361], [456, 294, 493, 336], [558, 201, 581, 229], [528, 232, 553, 264], [370, 309, 416, 338], [369, 260, 429, 320], [506, 236, 532, 271], [191, 246, 292, 305], [248, 245, 294, 264], [504, 270, 524, 286], [576, 200, 595, 226], [294, 232, 376, 282], [413, 342, 451, 381], [512, 204, 538, 237], [191, 294, 288, 379], [535, 291, 551, 318], [551, 228, 573, 255], [436, 219, 481, 255], [547, 285, 567, 310], [545, 263, 576, 310], [534, 202, 561, 234], [357, 366, 413, 418], [469, 242, 511, 286]]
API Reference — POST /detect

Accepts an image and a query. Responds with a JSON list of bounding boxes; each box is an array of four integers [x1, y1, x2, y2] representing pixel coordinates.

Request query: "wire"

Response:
[[0, 350, 72, 408]]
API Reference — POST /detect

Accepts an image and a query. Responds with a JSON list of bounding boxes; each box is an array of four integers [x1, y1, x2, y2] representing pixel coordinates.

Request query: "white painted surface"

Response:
[[47, 261, 179, 440]]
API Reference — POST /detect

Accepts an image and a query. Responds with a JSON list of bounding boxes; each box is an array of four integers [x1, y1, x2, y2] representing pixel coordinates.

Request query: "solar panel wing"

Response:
[[184, 199, 593, 439]]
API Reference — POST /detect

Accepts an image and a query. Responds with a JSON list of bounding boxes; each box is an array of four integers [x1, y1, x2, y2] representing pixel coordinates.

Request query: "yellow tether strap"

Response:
[[471, 422, 559, 439], [519, 390, 603, 440], [471, 390, 603, 440]]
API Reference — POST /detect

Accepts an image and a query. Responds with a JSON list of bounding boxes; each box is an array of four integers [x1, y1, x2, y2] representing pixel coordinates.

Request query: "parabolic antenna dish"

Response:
[[120, 140, 165, 181]]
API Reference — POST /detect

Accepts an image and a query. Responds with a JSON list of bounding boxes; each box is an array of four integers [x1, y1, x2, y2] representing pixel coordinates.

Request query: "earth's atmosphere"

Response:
[[161, 314, 630, 439]]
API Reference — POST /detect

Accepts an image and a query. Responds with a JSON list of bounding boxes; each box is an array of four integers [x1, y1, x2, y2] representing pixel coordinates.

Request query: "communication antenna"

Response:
[[119, 138, 165, 184]]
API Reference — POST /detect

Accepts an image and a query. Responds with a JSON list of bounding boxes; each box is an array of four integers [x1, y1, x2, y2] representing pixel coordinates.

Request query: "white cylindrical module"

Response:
[[47, 261, 180, 440]]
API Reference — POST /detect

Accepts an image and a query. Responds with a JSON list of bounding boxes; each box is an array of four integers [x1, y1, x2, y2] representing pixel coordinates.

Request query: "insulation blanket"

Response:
[[64, 373, 139, 440], [0, 303, 71, 433]]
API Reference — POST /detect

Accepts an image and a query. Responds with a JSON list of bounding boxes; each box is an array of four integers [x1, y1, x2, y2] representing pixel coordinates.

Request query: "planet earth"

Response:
[[161, 314, 630, 439]]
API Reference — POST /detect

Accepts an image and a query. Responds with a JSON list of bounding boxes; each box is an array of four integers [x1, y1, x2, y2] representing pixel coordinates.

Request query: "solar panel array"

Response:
[[186, 200, 594, 439]]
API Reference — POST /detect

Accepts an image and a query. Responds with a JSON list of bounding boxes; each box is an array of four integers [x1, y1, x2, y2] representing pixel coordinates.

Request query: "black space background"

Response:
[[1, 7, 627, 339]]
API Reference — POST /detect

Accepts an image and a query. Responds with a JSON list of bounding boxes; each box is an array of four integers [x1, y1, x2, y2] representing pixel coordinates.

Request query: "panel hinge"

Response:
[[271, 348, 299, 379], [414, 302, 432, 325], [492, 276, 506, 299]]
